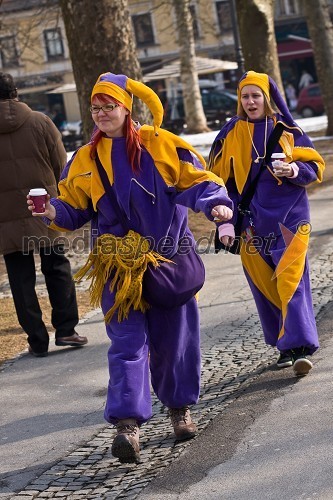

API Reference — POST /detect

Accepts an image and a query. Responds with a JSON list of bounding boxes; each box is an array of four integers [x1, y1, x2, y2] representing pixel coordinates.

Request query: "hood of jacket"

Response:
[[0, 99, 32, 134]]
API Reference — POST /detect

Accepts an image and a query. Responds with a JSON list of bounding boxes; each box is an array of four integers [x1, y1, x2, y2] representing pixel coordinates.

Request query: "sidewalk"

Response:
[[139, 184, 333, 500], [1, 182, 333, 499], [139, 299, 333, 500]]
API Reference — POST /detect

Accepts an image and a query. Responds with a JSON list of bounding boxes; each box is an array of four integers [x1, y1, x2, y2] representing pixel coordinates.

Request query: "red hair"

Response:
[[89, 93, 142, 172]]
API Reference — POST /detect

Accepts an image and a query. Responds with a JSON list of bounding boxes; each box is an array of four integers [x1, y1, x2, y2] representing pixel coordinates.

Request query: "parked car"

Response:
[[162, 88, 238, 133], [296, 83, 324, 118]]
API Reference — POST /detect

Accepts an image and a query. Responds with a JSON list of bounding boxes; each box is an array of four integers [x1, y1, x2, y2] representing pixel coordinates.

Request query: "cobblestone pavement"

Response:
[[5, 235, 333, 499]]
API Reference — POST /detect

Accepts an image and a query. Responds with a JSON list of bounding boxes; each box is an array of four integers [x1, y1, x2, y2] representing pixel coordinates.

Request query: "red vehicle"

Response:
[[296, 83, 325, 118]]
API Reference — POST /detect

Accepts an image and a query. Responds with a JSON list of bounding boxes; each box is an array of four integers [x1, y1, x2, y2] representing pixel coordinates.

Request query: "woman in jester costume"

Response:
[[209, 70, 325, 377], [28, 72, 233, 464]]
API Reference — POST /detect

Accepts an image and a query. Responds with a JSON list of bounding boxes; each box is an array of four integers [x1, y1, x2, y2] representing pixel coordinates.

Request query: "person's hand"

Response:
[[211, 205, 233, 222], [273, 161, 294, 178], [220, 234, 234, 247], [27, 194, 56, 220]]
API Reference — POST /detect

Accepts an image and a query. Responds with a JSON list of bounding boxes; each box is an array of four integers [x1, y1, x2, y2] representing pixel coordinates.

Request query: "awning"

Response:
[[46, 57, 238, 94], [278, 40, 313, 60], [47, 83, 77, 94], [143, 57, 237, 82], [18, 84, 59, 94]]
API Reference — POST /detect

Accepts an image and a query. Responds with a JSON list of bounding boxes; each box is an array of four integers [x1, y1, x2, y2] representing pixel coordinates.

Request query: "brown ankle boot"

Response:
[[111, 418, 140, 464], [169, 406, 197, 441]]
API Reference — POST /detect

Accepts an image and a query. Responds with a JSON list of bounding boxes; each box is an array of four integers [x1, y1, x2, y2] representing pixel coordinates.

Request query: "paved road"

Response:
[[0, 181, 333, 499]]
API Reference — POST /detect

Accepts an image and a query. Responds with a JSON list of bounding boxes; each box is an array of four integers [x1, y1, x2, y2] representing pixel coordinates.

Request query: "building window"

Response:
[[189, 5, 200, 39], [276, 0, 300, 16], [132, 13, 155, 46], [43, 28, 64, 60], [216, 1, 232, 32], [0, 36, 19, 68]]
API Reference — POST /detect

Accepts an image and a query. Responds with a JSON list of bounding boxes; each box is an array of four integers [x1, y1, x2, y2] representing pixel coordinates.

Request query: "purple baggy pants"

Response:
[[243, 239, 318, 354], [101, 285, 201, 425]]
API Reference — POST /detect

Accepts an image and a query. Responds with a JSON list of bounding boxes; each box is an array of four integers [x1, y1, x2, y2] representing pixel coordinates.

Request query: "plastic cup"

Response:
[[271, 152, 286, 169], [29, 188, 47, 213]]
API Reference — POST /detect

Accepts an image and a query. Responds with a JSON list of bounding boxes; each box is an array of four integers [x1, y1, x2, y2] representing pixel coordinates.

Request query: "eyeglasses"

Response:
[[90, 103, 119, 114]]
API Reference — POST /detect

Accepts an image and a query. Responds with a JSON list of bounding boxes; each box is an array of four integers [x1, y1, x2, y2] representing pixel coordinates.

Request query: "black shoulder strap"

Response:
[[239, 122, 284, 211], [265, 122, 285, 164], [95, 153, 129, 231]]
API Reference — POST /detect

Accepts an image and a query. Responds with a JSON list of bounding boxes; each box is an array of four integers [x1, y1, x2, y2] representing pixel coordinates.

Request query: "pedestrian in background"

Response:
[[0, 72, 87, 357], [298, 69, 314, 91], [209, 70, 325, 377], [28, 71, 233, 463], [285, 81, 298, 111], [51, 104, 66, 131]]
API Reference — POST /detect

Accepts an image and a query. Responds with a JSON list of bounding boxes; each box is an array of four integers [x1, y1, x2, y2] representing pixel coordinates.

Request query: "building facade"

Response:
[[1, 0, 331, 125], [0, 0, 79, 121]]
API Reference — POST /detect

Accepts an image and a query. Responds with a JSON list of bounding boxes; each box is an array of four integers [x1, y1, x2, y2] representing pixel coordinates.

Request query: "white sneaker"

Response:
[[293, 357, 313, 377]]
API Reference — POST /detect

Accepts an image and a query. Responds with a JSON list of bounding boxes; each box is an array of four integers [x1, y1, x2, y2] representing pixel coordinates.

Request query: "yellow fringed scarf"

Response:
[[74, 230, 173, 323]]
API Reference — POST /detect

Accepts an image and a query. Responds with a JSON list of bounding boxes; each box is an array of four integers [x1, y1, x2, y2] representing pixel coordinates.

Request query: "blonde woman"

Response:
[[209, 70, 325, 377]]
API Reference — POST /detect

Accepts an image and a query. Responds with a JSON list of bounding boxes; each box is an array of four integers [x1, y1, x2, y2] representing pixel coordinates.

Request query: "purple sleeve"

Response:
[[172, 181, 233, 220], [173, 147, 233, 220], [287, 130, 322, 186], [46, 198, 94, 230], [287, 161, 318, 185]]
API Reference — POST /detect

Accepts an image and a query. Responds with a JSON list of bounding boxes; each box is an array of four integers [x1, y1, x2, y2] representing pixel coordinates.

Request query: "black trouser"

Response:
[[4, 245, 79, 353]]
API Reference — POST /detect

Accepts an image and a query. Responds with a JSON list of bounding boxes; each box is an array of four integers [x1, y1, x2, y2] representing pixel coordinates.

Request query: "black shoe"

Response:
[[28, 346, 48, 358], [292, 347, 313, 377], [276, 350, 293, 368]]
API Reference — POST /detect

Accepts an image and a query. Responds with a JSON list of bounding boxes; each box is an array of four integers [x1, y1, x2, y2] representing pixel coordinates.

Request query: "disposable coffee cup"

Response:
[[271, 152, 286, 168], [29, 188, 48, 213]]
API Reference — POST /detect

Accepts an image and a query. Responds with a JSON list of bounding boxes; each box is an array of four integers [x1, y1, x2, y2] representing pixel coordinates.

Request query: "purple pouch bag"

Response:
[[143, 244, 205, 309]]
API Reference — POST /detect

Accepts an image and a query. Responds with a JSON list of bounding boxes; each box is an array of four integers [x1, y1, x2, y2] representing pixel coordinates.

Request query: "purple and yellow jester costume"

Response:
[[45, 73, 233, 427], [209, 71, 325, 362]]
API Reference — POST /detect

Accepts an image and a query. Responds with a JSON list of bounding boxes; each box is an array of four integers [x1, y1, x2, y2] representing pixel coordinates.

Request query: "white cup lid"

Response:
[[29, 188, 47, 196], [271, 153, 286, 159]]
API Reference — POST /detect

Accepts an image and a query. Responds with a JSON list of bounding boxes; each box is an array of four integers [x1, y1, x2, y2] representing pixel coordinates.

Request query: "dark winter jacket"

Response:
[[0, 99, 67, 255]]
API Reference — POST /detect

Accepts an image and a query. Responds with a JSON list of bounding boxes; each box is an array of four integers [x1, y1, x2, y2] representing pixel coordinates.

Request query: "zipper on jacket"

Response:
[[131, 178, 156, 204]]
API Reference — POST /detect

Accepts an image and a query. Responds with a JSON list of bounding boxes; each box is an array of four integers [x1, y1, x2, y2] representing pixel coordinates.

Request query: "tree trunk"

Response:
[[301, 0, 333, 136], [172, 0, 210, 133], [59, 0, 147, 142], [235, 0, 284, 97]]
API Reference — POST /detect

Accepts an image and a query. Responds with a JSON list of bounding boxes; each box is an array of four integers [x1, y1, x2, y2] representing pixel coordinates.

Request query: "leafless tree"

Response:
[[235, 0, 284, 96], [171, 0, 210, 133], [0, 0, 61, 66], [301, 0, 333, 135], [59, 0, 148, 141]]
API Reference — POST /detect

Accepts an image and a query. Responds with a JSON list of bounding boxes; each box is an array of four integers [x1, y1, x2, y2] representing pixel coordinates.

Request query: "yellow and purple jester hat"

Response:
[[91, 72, 164, 135]]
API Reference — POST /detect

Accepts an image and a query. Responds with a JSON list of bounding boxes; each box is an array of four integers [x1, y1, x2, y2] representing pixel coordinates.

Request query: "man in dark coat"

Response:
[[0, 72, 87, 356]]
